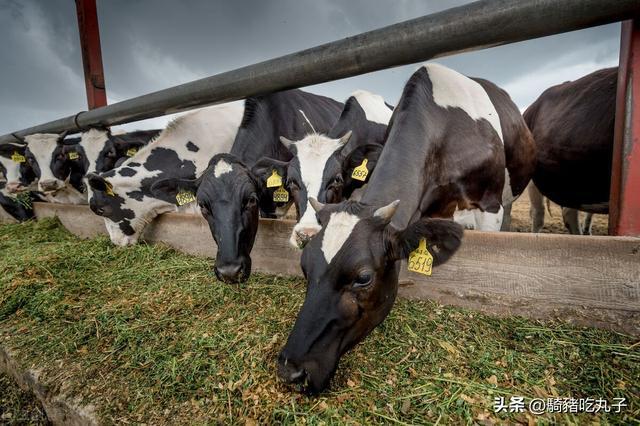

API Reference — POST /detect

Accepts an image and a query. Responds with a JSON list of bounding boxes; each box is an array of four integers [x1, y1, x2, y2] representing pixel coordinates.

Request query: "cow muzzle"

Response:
[[290, 225, 321, 249], [214, 261, 248, 284], [39, 179, 62, 193], [4, 181, 23, 194]]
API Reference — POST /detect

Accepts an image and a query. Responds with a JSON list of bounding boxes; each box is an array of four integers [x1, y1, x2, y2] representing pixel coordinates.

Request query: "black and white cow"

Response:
[[255, 90, 393, 248], [17, 133, 86, 205], [151, 89, 343, 283], [0, 142, 36, 194], [277, 63, 535, 394], [86, 103, 244, 246], [524, 67, 615, 231], [67, 128, 160, 175], [0, 142, 39, 221]]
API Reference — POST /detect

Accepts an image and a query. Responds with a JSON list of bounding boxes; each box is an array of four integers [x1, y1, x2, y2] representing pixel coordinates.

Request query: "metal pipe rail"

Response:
[[1, 0, 639, 144]]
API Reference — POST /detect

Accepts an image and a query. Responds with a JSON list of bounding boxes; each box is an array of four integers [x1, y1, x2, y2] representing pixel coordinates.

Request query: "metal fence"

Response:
[[0, 0, 638, 143]]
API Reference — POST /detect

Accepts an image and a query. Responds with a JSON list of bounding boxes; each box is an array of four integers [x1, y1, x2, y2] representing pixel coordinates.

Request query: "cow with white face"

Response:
[[87, 104, 244, 246], [277, 63, 535, 394], [0, 142, 40, 221], [256, 90, 393, 248], [18, 133, 86, 204], [0, 142, 36, 193], [151, 89, 344, 283]]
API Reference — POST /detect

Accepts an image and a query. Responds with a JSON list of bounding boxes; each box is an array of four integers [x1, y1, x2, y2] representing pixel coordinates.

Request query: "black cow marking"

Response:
[[186, 141, 199, 152], [119, 167, 137, 177]]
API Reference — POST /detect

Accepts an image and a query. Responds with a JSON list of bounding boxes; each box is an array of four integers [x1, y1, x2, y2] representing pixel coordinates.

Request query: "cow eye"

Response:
[[353, 271, 373, 288], [244, 194, 258, 209], [288, 181, 299, 192], [200, 204, 210, 216]]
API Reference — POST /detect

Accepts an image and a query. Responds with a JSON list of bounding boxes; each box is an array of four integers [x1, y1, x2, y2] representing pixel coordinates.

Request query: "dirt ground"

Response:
[[509, 194, 609, 235]]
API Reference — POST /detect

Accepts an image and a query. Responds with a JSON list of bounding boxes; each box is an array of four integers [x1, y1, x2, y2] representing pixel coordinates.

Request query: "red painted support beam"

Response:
[[75, 0, 107, 110], [611, 20, 640, 236]]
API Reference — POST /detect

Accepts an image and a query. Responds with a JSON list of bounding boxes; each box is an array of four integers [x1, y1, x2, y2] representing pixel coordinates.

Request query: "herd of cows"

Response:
[[0, 63, 616, 393]]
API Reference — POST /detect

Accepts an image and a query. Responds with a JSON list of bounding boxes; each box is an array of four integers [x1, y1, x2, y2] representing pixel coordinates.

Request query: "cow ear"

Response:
[[0, 142, 24, 156], [87, 173, 109, 192], [251, 157, 290, 188], [150, 177, 199, 206], [386, 218, 463, 265]]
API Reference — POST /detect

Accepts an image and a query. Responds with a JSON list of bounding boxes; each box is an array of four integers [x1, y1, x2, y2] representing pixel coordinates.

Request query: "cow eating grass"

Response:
[[151, 89, 343, 283], [87, 103, 244, 247], [277, 63, 534, 394]]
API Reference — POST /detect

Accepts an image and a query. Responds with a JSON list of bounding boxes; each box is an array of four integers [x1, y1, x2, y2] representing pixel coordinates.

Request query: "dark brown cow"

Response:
[[524, 67, 616, 218]]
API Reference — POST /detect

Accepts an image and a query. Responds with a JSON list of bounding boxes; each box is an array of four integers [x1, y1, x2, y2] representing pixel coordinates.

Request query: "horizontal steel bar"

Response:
[[2, 0, 639, 144]]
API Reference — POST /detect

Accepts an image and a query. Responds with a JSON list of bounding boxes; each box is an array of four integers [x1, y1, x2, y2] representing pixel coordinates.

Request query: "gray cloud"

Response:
[[0, 0, 620, 134]]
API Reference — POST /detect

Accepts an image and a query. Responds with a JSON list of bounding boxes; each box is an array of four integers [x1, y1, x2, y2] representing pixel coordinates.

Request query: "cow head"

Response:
[[23, 132, 83, 193], [151, 154, 261, 284], [277, 199, 463, 394], [0, 142, 36, 193], [256, 131, 383, 249]]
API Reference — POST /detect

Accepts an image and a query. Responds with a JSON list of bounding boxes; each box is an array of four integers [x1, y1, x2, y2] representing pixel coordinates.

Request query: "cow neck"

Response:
[[360, 114, 432, 230]]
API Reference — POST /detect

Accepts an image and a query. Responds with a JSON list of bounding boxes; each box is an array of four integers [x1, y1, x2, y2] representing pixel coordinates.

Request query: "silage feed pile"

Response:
[[0, 219, 637, 424]]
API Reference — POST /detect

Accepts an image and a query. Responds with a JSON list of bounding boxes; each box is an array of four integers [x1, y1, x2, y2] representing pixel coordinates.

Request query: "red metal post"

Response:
[[610, 20, 640, 236], [75, 0, 107, 110]]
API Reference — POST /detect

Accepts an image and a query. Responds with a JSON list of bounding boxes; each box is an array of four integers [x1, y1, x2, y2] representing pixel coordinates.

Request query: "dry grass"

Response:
[[0, 218, 637, 424]]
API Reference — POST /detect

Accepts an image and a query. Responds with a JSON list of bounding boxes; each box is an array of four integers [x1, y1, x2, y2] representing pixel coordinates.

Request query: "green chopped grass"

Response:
[[0, 218, 638, 424]]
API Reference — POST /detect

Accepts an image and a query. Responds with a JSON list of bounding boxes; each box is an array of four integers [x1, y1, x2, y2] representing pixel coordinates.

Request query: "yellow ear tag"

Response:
[[408, 238, 433, 276], [68, 151, 79, 160], [11, 152, 26, 163], [105, 181, 115, 197], [126, 147, 138, 157], [273, 186, 289, 203], [176, 189, 196, 206], [351, 158, 369, 181], [266, 170, 283, 188]]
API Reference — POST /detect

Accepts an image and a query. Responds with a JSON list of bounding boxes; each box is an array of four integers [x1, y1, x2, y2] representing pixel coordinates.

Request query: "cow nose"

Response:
[[277, 354, 307, 385], [5, 182, 21, 193], [294, 228, 319, 248], [214, 263, 244, 283], [39, 179, 59, 192]]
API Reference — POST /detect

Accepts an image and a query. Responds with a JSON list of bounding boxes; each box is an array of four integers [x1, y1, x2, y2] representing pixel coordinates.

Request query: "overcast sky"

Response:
[[0, 0, 620, 134]]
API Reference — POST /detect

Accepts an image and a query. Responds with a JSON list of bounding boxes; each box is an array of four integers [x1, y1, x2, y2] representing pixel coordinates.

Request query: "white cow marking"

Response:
[[351, 90, 392, 125], [80, 128, 110, 173], [214, 159, 233, 177], [321, 211, 361, 263], [289, 134, 345, 247], [425, 63, 503, 142]]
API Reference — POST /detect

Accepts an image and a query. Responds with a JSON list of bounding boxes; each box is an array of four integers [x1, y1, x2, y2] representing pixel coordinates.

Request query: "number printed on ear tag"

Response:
[[176, 189, 196, 206], [266, 170, 283, 188], [68, 151, 79, 160], [273, 186, 289, 203], [351, 158, 369, 181], [105, 181, 115, 197], [11, 152, 26, 163], [408, 238, 433, 276], [126, 148, 138, 157]]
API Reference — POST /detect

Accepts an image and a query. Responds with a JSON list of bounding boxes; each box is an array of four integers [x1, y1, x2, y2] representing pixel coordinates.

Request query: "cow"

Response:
[[65, 128, 160, 176], [86, 103, 244, 247], [0, 142, 36, 193], [524, 67, 615, 225], [276, 63, 534, 394], [0, 142, 39, 221], [13, 133, 87, 205], [528, 182, 595, 234], [150, 89, 343, 283], [254, 90, 393, 249]]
